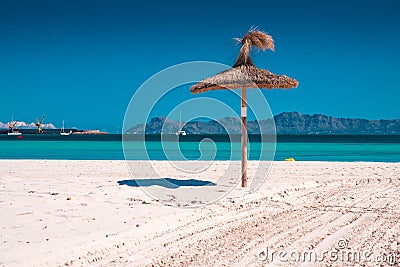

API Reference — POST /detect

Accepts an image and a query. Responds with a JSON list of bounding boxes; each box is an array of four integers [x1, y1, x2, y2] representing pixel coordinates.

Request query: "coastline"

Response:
[[1, 160, 399, 266]]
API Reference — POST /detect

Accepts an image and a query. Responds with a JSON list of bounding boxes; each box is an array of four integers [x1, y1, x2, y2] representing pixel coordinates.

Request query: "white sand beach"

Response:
[[1, 160, 399, 266]]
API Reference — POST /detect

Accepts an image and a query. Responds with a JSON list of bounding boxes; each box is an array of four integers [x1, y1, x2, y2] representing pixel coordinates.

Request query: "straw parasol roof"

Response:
[[190, 30, 298, 94]]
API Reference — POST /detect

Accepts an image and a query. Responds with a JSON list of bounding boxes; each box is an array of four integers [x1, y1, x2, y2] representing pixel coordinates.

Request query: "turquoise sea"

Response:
[[0, 134, 399, 162]]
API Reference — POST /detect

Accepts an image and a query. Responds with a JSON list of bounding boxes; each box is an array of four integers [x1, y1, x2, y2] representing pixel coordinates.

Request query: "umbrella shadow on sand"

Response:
[[117, 178, 216, 189]]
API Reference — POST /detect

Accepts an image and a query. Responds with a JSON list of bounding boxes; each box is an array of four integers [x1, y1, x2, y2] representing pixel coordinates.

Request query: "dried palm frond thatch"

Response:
[[190, 29, 298, 94], [233, 30, 275, 67], [190, 65, 297, 94]]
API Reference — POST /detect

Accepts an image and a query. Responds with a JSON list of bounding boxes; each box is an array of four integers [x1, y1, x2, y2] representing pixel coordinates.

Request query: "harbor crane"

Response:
[[8, 120, 18, 133], [35, 115, 46, 133]]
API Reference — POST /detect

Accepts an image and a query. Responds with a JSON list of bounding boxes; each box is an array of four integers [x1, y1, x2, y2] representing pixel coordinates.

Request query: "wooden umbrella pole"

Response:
[[241, 88, 247, 187]]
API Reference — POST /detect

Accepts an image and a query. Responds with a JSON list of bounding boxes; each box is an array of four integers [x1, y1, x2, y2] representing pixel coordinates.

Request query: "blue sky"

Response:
[[0, 0, 399, 132]]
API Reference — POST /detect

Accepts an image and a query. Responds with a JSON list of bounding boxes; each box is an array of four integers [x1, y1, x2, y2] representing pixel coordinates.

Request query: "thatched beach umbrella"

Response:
[[190, 30, 298, 187]]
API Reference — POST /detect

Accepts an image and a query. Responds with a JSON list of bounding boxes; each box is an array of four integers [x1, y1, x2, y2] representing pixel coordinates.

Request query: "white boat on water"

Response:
[[8, 119, 22, 136], [60, 120, 72, 136], [176, 130, 187, 136], [176, 111, 187, 136], [8, 132, 22, 136]]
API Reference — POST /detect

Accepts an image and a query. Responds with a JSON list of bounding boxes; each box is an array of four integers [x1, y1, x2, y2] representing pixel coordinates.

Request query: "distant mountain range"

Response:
[[127, 112, 400, 135]]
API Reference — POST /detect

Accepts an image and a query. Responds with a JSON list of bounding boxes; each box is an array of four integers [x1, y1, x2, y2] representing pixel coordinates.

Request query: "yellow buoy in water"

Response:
[[284, 158, 295, 161]]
